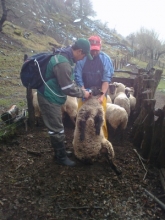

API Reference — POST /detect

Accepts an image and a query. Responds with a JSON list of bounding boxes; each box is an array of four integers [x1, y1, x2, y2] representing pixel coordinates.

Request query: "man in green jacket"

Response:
[[37, 38, 92, 167]]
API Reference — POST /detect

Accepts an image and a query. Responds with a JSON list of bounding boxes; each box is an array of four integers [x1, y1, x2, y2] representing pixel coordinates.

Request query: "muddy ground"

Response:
[[0, 91, 165, 220]]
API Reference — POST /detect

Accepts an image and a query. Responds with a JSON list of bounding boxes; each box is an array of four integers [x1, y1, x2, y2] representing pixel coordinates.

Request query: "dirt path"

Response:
[[0, 126, 165, 219]]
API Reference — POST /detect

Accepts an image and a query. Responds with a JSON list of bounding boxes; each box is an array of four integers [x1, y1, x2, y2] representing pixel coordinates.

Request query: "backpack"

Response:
[[20, 52, 54, 89]]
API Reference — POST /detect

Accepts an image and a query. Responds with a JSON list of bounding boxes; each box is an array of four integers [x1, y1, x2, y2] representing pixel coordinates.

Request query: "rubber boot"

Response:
[[50, 137, 75, 167]]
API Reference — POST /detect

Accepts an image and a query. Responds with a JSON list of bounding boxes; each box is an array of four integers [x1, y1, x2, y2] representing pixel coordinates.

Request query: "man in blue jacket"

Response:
[[37, 38, 92, 167], [74, 35, 114, 139]]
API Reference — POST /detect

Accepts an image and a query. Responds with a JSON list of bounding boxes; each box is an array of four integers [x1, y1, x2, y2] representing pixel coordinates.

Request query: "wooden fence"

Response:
[[112, 55, 131, 70], [115, 69, 165, 168]]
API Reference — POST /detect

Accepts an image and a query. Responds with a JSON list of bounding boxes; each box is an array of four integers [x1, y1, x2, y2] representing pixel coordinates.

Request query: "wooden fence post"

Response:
[[140, 99, 156, 159], [149, 108, 164, 166], [158, 106, 165, 167], [24, 54, 35, 128]]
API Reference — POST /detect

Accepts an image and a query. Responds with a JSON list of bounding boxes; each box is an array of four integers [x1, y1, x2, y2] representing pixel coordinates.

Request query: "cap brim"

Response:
[[90, 45, 101, 51], [87, 53, 93, 60]]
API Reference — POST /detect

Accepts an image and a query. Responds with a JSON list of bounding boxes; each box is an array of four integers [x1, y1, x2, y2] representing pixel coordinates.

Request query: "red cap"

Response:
[[88, 35, 101, 51]]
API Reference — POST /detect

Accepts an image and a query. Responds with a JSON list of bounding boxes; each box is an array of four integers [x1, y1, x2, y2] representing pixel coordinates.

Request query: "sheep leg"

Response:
[[116, 125, 124, 144], [119, 128, 124, 143], [107, 123, 115, 141], [70, 116, 76, 125], [100, 147, 122, 175], [108, 159, 122, 176], [115, 126, 121, 144], [94, 112, 103, 135]]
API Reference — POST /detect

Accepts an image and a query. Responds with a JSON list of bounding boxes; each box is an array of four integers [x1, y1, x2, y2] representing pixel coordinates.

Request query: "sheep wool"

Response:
[[109, 82, 126, 101], [106, 103, 128, 130], [114, 92, 130, 116], [61, 96, 78, 124], [73, 95, 115, 163], [125, 87, 136, 111]]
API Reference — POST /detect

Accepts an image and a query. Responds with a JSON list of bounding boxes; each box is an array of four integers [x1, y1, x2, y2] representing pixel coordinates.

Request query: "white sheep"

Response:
[[114, 92, 130, 116], [125, 87, 136, 111], [106, 103, 128, 142], [106, 103, 128, 130], [109, 82, 126, 101], [61, 96, 78, 125], [73, 95, 121, 175], [32, 91, 41, 126], [107, 95, 112, 103], [109, 82, 132, 117]]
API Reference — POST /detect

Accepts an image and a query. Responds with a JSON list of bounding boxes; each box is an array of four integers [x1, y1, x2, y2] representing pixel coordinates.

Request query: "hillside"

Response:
[[0, 0, 131, 113], [3, 0, 131, 54]]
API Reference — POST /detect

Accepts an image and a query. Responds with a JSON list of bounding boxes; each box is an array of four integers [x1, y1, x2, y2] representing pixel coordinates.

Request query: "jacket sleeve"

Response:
[[100, 52, 114, 83], [53, 62, 85, 98], [73, 57, 86, 87]]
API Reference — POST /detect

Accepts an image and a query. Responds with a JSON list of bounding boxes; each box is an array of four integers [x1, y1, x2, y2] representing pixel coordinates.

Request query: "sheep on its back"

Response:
[[73, 95, 121, 175]]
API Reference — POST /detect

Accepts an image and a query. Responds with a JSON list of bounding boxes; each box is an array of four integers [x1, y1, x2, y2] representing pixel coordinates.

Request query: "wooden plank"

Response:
[[112, 77, 135, 87], [160, 169, 165, 193]]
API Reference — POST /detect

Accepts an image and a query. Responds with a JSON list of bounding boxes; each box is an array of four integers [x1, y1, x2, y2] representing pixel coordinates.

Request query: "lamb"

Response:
[[108, 82, 131, 116], [114, 92, 130, 116], [32, 91, 41, 126], [125, 87, 136, 111], [73, 95, 121, 175], [109, 82, 126, 102], [61, 96, 78, 125], [106, 103, 128, 130], [106, 103, 128, 142]]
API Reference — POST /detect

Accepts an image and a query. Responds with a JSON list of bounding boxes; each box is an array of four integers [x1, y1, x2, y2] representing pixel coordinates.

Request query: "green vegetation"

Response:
[[157, 78, 165, 91], [3, 21, 60, 53]]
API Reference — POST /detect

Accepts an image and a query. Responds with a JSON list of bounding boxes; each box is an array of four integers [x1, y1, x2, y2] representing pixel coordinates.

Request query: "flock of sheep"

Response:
[[32, 82, 136, 175]]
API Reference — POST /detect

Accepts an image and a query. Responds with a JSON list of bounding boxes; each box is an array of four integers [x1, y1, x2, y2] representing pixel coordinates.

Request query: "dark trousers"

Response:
[[37, 93, 65, 142]]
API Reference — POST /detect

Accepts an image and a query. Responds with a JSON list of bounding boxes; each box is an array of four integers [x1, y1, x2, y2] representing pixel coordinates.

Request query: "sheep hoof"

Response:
[[109, 160, 122, 176], [115, 168, 122, 176]]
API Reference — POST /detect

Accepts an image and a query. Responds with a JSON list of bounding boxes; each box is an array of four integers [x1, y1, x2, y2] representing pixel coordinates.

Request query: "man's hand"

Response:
[[83, 90, 91, 99]]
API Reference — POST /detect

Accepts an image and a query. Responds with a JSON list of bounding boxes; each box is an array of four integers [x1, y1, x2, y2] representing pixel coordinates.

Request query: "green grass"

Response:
[[157, 78, 165, 91], [3, 21, 60, 53], [0, 99, 14, 107]]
